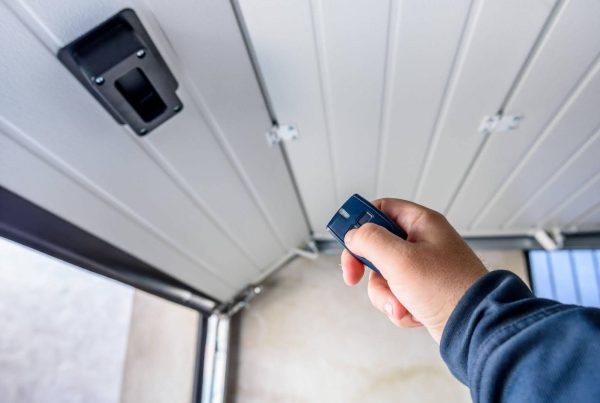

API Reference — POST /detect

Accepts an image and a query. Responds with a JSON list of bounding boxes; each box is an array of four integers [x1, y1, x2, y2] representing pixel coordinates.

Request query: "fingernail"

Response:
[[384, 302, 393, 317], [345, 228, 357, 244]]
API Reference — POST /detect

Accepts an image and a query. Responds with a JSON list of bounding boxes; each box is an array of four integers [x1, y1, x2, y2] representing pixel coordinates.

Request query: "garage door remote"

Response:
[[326, 194, 407, 274]]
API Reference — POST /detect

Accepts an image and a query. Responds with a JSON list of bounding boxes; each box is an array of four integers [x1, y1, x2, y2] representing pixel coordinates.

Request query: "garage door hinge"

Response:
[[479, 113, 523, 135], [266, 124, 299, 146]]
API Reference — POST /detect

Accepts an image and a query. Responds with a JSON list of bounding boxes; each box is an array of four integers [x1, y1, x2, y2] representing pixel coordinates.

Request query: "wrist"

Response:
[[429, 268, 488, 344]]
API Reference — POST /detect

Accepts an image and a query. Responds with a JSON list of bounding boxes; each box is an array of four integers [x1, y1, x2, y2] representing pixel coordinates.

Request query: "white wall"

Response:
[[229, 249, 529, 402], [120, 292, 200, 403], [230, 255, 470, 403]]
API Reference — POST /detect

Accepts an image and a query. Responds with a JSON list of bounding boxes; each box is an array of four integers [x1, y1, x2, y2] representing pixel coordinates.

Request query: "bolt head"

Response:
[[139, 128, 148, 135], [173, 105, 181, 112], [136, 49, 146, 58], [94, 76, 105, 85]]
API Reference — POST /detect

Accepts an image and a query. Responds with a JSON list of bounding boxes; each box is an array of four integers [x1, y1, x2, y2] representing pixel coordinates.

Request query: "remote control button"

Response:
[[338, 208, 350, 219], [357, 211, 373, 225]]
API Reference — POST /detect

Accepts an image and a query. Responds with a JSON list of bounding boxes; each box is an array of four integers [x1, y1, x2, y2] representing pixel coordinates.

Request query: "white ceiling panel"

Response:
[[3, 0, 600, 299], [505, 129, 600, 230], [473, 58, 600, 229], [575, 202, 600, 231], [240, 0, 600, 237], [0, 0, 308, 300], [376, 0, 471, 200], [235, 0, 338, 230], [407, 0, 555, 212], [0, 123, 234, 299], [448, 0, 600, 229], [546, 173, 600, 229], [314, 0, 390, 201]]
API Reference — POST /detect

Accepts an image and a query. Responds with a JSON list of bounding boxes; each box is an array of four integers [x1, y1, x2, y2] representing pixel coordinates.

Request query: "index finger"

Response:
[[341, 248, 365, 286]]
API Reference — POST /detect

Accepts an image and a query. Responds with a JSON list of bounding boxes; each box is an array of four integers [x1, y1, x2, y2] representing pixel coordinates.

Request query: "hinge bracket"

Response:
[[479, 113, 523, 135], [266, 124, 298, 146]]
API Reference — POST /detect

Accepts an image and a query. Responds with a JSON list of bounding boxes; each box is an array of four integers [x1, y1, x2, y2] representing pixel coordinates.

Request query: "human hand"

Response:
[[341, 198, 487, 343]]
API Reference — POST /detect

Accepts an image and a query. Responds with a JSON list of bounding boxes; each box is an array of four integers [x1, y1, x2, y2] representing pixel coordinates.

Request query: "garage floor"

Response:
[[0, 237, 199, 403], [228, 250, 529, 403], [0, 234, 529, 403]]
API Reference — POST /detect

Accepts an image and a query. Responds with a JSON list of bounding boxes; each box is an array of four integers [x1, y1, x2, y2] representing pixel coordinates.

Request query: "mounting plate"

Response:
[[58, 9, 182, 136], [479, 113, 523, 135]]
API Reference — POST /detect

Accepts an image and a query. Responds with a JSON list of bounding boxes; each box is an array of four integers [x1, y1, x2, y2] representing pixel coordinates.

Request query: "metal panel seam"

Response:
[[132, 0, 294, 251], [444, 0, 566, 217], [469, 53, 600, 228], [129, 138, 261, 270], [230, 0, 313, 234], [4, 0, 61, 50], [503, 125, 600, 228], [0, 117, 235, 289], [497, 0, 566, 113], [544, 171, 600, 227], [133, 0, 289, 251], [308, 0, 340, 204], [11, 0, 291, 257], [444, 0, 565, 221], [570, 202, 600, 228], [411, 0, 479, 202], [2, 1, 247, 287], [374, 0, 400, 197]]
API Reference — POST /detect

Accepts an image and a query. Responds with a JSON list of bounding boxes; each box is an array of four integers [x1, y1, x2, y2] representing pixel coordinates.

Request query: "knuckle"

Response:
[[422, 209, 445, 225]]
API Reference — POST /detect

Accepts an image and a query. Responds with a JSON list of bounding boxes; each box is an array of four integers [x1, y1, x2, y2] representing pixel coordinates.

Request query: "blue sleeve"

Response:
[[440, 270, 600, 403]]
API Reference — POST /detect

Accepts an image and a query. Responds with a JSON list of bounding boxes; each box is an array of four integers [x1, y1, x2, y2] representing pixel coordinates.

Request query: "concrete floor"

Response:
[[0, 237, 133, 403], [0, 234, 529, 403], [229, 250, 529, 403], [0, 237, 198, 403]]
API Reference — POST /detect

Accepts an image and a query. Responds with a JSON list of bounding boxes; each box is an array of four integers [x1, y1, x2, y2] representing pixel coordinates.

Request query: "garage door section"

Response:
[[0, 0, 308, 301], [239, 0, 573, 238]]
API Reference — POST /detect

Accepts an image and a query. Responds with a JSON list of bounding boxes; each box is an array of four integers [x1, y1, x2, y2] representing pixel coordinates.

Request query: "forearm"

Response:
[[441, 270, 600, 402]]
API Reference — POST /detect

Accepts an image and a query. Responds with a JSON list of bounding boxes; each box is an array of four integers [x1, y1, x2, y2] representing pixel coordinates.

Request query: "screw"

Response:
[[136, 49, 146, 58], [173, 105, 181, 112], [94, 76, 105, 85], [139, 128, 148, 135]]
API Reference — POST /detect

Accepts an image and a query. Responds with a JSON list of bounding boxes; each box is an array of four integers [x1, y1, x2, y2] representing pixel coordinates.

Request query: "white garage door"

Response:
[[238, 0, 600, 239], [0, 0, 308, 301]]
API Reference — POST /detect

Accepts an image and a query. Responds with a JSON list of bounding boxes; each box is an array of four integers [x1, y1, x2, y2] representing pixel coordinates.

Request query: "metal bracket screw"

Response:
[[479, 113, 523, 135], [266, 124, 299, 146], [136, 49, 146, 58]]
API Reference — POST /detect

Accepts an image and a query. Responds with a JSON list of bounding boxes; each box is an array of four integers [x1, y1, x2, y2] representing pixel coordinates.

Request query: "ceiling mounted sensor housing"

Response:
[[58, 9, 182, 136]]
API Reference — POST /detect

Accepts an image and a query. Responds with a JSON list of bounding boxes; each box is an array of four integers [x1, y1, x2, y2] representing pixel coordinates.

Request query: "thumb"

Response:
[[344, 223, 407, 280]]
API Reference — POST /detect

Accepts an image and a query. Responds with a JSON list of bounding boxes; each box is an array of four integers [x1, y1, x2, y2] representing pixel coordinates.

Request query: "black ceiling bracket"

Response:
[[58, 8, 182, 136]]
